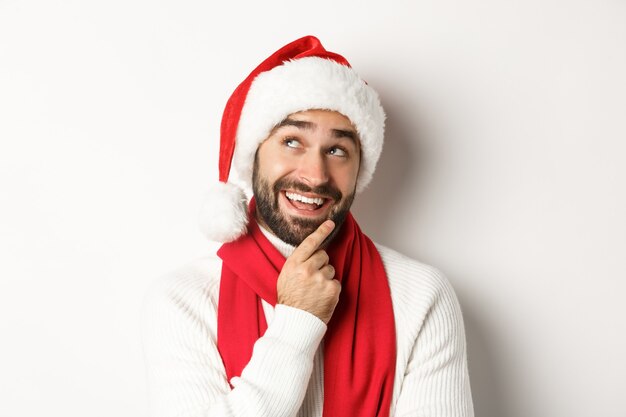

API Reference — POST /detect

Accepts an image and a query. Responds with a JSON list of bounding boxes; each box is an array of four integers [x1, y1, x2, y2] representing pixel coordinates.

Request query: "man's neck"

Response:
[[258, 224, 296, 258]]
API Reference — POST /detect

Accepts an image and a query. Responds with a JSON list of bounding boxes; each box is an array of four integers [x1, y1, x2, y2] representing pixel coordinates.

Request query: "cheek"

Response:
[[257, 144, 293, 180], [333, 163, 360, 192], [265, 159, 296, 182]]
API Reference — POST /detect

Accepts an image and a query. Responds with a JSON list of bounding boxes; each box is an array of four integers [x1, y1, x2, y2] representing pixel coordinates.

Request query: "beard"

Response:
[[252, 159, 355, 247]]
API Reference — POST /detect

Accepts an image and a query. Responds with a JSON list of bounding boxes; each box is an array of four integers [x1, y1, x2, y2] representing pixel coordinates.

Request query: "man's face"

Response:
[[252, 109, 361, 246]]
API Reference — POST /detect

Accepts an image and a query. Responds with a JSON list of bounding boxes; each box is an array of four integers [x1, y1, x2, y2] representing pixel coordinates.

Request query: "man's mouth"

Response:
[[282, 190, 332, 213]]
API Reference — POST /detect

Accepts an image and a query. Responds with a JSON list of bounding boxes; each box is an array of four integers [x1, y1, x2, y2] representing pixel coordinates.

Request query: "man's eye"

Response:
[[328, 147, 347, 157], [283, 138, 301, 148]]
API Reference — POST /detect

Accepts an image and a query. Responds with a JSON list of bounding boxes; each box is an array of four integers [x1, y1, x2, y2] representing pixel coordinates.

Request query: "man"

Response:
[[142, 36, 474, 417]]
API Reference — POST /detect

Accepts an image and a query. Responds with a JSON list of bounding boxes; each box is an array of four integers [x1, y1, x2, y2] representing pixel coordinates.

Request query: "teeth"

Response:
[[285, 192, 325, 206]]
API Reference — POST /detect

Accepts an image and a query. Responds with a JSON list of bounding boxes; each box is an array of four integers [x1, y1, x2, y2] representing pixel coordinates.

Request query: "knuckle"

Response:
[[313, 270, 326, 282], [306, 265, 318, 276], [300, 264, 312, 275], [321, 251, 329, 263], [315, 251, 328, 264], [324, 264, 335, 277]]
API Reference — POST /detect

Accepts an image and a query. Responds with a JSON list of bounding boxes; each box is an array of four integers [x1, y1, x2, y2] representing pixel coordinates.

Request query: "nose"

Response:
[[298, 150, 329, 186]]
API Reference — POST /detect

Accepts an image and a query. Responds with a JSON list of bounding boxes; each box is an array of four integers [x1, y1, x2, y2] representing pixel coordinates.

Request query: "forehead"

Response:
[[272, 109, 360, 147], [286, 109, 355, 128]]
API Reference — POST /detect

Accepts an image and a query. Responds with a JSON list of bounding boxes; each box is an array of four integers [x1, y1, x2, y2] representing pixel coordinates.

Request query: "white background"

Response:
[[1, 1, 625, 416]]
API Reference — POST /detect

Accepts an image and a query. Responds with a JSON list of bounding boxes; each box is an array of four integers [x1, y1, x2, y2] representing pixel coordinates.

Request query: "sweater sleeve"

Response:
[[141, 264, 326, 417], [393, 269, 474, 417]]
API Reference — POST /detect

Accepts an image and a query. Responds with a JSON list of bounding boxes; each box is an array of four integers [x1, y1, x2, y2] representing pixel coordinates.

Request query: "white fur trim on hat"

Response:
[[232, 56, 385, 195]]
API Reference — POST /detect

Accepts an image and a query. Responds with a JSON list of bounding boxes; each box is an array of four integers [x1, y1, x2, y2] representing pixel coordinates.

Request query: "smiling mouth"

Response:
[[282, 190, 332, 213]]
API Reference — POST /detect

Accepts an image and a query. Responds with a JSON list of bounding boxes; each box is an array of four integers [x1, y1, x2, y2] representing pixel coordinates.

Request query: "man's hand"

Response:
[[276, 220, 341, 324]]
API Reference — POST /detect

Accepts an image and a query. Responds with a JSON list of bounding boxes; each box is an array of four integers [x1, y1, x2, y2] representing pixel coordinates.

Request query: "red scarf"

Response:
[[217, 200, 396, 416]]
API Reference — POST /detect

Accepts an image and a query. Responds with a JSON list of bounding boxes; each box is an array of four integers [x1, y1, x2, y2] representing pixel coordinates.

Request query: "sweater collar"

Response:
[[258, 224, 296, 258]]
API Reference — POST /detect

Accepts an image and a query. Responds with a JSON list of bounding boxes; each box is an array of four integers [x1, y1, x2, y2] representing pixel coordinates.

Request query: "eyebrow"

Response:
[[275, 118, 358, 145]]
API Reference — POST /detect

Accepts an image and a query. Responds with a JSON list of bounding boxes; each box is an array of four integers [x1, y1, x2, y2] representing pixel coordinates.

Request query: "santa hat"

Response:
[[200, 35, 386, 242]]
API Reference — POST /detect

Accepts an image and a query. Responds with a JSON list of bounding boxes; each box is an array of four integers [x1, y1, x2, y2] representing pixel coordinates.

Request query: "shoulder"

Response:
[[375, 242, 456, 299], [145, 254, 221, 300], [374, 243, 464, 330], [142, 254, 224, 333]]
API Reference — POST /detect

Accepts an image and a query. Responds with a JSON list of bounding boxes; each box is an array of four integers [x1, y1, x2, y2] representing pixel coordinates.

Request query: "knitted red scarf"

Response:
[[217, 200, 396, 417]]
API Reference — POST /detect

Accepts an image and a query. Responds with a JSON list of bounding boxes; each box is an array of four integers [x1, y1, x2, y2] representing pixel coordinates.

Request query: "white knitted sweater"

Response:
[[142, 230, 474, 417]]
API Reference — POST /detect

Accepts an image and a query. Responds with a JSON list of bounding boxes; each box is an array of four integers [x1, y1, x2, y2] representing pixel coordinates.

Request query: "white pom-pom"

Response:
[[198, 182, 249, 242]]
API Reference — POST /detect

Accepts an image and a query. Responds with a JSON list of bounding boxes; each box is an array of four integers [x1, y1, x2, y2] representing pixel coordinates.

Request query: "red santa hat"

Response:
[[200, 35, 386, 242]]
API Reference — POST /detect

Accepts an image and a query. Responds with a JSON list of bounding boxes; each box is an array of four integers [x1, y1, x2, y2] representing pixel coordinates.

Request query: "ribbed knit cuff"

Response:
[[263, 304, 327, 356]]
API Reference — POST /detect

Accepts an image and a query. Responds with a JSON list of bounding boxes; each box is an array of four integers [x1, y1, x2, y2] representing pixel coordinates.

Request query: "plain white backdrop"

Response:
[[1, 1, 624, 416]]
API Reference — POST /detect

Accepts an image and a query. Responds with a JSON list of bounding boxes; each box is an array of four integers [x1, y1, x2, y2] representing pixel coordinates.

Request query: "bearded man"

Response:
[[142, 36, 474, 417]]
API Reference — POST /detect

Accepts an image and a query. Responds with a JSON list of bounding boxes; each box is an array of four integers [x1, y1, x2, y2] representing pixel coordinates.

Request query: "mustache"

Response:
[[272, 178, 342, 202]]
